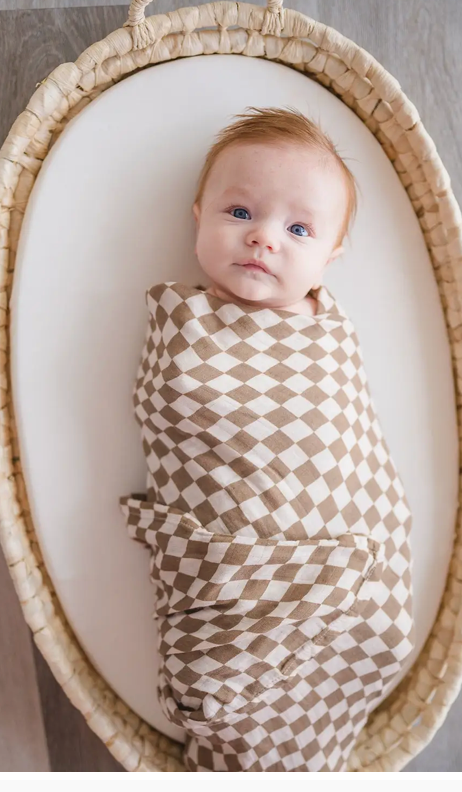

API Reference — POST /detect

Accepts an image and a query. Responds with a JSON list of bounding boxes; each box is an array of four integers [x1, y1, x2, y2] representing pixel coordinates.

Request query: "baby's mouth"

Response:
[[242, 264, 267, 273], [235, 260, 273, 276]]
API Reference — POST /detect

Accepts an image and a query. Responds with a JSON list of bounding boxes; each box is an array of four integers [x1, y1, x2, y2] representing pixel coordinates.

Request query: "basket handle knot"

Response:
[[261, 0, 285, 36], [124, 0, 286, 51]]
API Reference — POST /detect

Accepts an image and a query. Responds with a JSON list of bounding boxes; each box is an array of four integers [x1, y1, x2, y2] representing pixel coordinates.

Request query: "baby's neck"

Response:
[[205, 286, 317, 316], [288, 294, 318, 316]]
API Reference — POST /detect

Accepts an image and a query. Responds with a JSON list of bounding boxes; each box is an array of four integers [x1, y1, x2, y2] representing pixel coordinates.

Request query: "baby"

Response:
[[192, 105, 356, 316], [120, 107, 413, 773]]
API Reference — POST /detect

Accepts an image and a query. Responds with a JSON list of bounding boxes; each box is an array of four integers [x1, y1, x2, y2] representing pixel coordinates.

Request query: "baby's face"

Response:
[[193, 142, 347, 310]]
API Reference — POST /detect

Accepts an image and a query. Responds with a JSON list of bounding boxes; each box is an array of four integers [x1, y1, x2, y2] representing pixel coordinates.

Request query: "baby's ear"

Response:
[[312, 246, 345, 288], [327, 245, 345, 264]]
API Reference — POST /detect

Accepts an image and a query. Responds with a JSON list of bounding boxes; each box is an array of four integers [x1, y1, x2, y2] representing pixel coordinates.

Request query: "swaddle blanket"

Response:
[[120, 282, 414, 772]]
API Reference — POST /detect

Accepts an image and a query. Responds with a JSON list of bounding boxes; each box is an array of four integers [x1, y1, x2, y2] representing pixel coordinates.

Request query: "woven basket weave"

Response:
[[1, 0, 462, 772]]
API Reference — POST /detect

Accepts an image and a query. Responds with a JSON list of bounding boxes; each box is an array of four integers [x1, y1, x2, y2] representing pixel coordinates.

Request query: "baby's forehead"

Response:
[[223, 139, 334, 162], [201, 142, 349, 222], [218, 146, 343, 192], [214, 142, 342, 181]]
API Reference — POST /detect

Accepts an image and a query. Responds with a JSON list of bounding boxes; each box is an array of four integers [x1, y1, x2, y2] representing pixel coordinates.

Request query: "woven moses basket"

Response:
[[1, 0, 462, 772]]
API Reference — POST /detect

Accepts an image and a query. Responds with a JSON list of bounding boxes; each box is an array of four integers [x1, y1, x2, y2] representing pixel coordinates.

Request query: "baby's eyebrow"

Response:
[[220, 187, 320, 222], [221, 186, 253, 199], [221, 187, 318, 207]]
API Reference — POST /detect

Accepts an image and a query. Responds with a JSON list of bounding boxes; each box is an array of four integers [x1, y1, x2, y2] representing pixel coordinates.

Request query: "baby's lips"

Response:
[[237, 259, 273, 275]]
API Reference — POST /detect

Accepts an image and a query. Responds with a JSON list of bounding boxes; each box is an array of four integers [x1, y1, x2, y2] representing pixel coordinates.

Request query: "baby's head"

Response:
[[192, 107, 358, 311]]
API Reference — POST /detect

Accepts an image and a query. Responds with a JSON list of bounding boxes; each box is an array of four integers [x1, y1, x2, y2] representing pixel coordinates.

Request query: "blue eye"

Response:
[[290, 224, 308, 237], [231, 207, 250, 220]]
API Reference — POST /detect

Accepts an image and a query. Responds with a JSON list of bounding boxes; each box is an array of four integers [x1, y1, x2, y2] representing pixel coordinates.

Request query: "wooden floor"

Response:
[[1, 0, 462, 773]]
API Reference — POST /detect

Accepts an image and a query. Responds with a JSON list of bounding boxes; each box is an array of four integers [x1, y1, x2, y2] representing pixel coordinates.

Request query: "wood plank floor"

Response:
[[1, 0, 462, 772]]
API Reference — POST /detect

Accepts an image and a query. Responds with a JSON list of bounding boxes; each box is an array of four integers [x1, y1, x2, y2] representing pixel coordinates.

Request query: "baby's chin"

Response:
[[225, 268, 277, 303]]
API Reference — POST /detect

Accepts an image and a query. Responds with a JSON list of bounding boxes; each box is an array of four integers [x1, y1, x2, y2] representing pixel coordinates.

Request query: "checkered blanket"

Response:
[[120, 282, 414, 772]]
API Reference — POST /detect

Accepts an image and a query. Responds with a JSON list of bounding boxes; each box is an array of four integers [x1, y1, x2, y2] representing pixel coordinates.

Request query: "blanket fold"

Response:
[[120, 495, 384, 727], [120, 282, 414, 772]]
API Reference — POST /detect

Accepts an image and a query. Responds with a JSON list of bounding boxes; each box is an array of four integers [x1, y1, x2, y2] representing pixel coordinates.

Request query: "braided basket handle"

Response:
[[125, 0, 285, 50]]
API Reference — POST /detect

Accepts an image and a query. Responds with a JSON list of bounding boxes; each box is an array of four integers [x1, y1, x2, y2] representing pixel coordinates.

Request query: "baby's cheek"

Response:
[[198, 226, 230, 270], [211, 237, 229, 264]]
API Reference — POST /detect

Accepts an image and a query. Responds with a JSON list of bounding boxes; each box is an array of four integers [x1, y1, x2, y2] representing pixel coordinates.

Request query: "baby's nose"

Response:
[[251, 239, 273, 251], [246, 226, 278, 251]]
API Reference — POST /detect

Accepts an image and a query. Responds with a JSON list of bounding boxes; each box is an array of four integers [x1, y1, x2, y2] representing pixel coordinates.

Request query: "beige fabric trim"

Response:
[[0, 0, 461, 772]]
